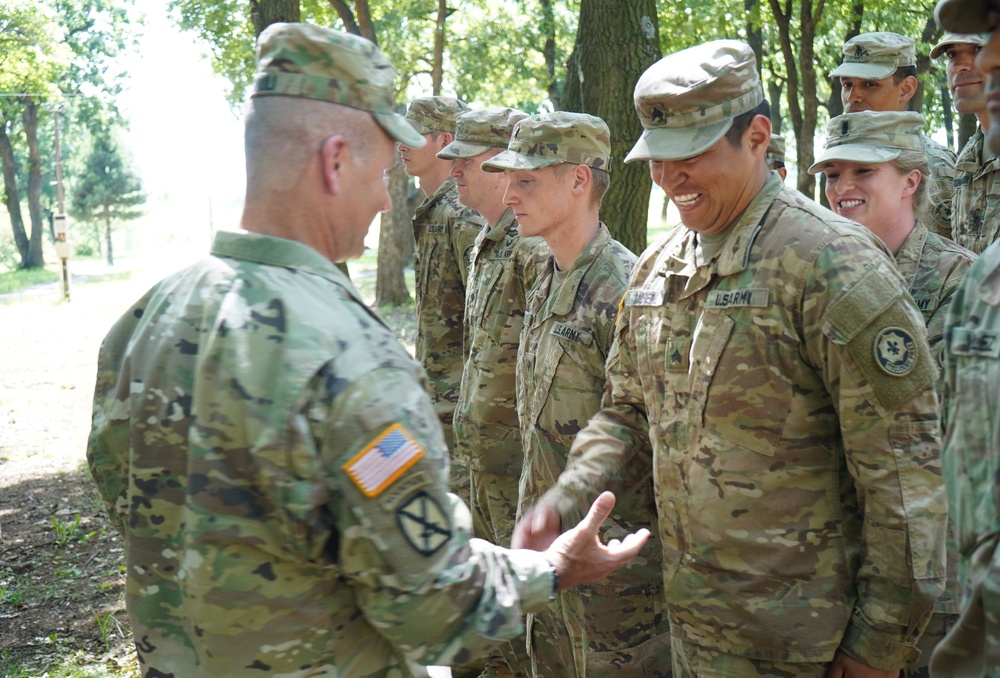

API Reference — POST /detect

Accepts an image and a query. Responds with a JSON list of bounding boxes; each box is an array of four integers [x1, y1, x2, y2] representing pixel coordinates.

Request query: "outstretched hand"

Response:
[[512, 502, 562, 550], [541, 491, 650, 591]]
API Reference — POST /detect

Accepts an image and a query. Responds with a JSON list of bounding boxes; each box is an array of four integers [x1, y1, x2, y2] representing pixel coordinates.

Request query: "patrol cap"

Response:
[[625, 40, 764, 163], [404, 96, 469, 135], [437, 107, 529, 159], [930, 32, 985, 59], [808, 111, 925, 174], [250, 22, 425, 148], [935, 0, 997, 34], [481, 112, 612, 173], [830, 33, 916, 80], [766, 134, 786, 167]]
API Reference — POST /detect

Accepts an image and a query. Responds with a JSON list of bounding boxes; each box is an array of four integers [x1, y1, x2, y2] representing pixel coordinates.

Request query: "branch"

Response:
[[327, 0, 361, 36]]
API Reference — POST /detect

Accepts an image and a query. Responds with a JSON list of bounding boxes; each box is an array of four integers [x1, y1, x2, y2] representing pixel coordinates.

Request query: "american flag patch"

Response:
[[344, 424, 425, 498]]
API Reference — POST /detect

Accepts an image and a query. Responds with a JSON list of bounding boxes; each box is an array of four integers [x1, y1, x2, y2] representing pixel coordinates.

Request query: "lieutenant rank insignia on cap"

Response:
[[874, 327, 917, 376], [344, 424, 424, 497]]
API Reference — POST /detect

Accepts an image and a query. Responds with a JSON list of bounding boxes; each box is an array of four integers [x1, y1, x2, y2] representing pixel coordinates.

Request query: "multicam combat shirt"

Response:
[[87, 231, 553, 677]]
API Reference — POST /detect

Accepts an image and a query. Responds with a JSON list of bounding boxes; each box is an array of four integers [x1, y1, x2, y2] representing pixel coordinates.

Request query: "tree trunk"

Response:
[[0, 112, 29, 266], [375, 152, 411, 307], [958, 113, 978, 152], [250, 0, 300, 34], [432, 0, 446, 95], [561, 0, 661, 255], [23, 98, 44, 269], [745, 0, 763, 79], [541, 0, 561, 109], [104, 207, 114, 266], [769, 0, 826, 201]]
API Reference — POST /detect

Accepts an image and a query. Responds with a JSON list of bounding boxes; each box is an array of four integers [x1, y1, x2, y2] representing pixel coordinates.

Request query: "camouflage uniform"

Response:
[[831, 32, 956, 239], [924, 135, 958, 240], [540, 173, 946, 671], [951, 127, 1000, 255], [88, 231, 556, 677], [929, 239, 1000, 677], [455, 208, 549, 549], [481, 111, 672, 677], [518, 225, 672, 678], [87, 24, 558, 678], [411, 177, 483, 483]]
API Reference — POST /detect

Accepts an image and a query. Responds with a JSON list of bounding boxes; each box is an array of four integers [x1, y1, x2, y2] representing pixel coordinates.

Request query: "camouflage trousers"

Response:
[[470, 469, 531, 677], [904, 611, 957, 678], [929, 537, 1000, 678], [670, 636, 830, 677], [527, 587, 673, 677]]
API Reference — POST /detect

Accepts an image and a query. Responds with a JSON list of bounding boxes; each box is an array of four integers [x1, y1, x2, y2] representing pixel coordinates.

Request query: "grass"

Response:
[[0, 268, 59, 295]]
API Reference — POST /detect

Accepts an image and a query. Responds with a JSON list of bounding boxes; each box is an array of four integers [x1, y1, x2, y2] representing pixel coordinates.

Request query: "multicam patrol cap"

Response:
[[808, 111, 925, 174], [625, 40, 764, 163], [404, 96, 469, 135], [766, 134, 786, 167], [437, 107, 529, 159], [481, 112, 612, 173], [251, 23, 425, 148], [930, 31, 985, 59], [935, 0, 997, 34], [830, 33, 917, 80]]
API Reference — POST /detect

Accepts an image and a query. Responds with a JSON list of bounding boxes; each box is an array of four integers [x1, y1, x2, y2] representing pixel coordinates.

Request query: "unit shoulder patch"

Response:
[[396, 490, 452, 556], [873, 327, 917, 376]]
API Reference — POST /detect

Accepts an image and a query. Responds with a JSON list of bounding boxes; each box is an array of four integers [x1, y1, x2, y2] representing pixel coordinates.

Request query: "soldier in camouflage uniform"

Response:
[[833, 32, 957, 240], [810, 110, 975, 678], [85, 23, 650, 678], [929, 2, 1000, 675], [766, 133, 787, 180], [482, 112, 671, 677], [437, 106, 545, 677], [399, 97, 484, 503], [931, 31, 998, 255], [515, 40, 947, 677]]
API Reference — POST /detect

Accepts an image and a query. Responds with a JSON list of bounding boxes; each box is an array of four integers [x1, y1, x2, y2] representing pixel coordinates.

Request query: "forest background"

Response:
[[0, 0, 965, 676]]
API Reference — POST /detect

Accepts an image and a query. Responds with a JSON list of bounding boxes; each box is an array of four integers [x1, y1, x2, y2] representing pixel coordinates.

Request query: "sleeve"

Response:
[[540, 297, 653, 529], [312, 358, 554, 665], [86, 309, 143, 537], [451, 209, 484, 286], [807, 245, 947, 669]]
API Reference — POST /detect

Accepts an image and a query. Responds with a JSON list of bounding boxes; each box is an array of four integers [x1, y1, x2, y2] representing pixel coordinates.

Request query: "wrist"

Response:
[[544, 557, 559, 598]]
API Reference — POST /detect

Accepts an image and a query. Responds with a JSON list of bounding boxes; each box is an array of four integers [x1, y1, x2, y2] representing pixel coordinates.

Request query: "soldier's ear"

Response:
[[899, 76, 918, 105], [321, 135, 348, 195], [746, 115, 772, 156]]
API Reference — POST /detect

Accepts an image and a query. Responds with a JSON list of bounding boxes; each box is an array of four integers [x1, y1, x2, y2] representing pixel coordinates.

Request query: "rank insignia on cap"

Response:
[[873, 327, 916, 376], [344, 424, 424, 498], [397, 490, 452, 556]]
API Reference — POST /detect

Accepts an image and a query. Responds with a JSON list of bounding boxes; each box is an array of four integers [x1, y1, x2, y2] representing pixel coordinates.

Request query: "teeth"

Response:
[[673, 193, 700, 206], [839, 199, 864, 209]]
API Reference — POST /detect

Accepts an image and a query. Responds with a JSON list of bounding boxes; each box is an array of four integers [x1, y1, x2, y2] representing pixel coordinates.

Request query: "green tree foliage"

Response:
[[70, 133, 144, 265]]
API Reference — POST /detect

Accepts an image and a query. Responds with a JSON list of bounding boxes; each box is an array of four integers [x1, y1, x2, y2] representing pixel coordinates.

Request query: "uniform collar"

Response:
[[414, 177, 456, 219], [891, 220, 928, 292], [545, 223, 613, 319]]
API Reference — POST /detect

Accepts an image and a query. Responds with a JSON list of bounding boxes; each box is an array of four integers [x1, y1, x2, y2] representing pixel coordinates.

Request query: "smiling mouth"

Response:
[[838, 199, 864, 210], [672, 193, 700, 207]]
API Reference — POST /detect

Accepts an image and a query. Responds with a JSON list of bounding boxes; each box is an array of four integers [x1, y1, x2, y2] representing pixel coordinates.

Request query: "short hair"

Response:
[[553, 163, 610, 207], [892, 65, 918, 85], [724, 99, 771, 147]]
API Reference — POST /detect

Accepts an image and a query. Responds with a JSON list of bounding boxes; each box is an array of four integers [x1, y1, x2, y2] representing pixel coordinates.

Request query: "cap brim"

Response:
[[935, 0, 991, 34], [375, 111, 426, 148], [481, 150, 560, 173], [807, 144, 901, 174], [437, 139, 496, 160], [625, 119, 732, 163], [830, 63, 896, 80]]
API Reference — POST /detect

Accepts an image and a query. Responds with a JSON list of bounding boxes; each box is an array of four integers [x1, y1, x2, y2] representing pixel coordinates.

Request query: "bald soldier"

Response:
[[397, 96, 483, 501], [86, 23, 648, 677], [484, 112, 671, 677], [515, 40, 946, 677], [833, 32, 957, 240], [930, 1, 1000, 675]]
